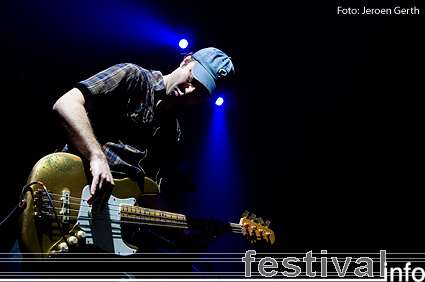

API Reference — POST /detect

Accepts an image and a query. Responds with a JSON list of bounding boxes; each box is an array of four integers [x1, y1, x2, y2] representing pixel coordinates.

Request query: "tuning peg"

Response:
[[248, 213, 256, 221], [264, 220, 271, 228], [257, 217, 264, 225], [242, 210, 249, 218]]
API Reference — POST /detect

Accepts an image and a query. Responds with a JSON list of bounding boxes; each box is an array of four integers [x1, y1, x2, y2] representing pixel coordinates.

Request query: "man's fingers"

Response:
[[87, 194, 94, 205], [90, 175, 99, 196], [87, 176, 98, 205], [86, 156, 115, 210], [88, 171, 115, 210]]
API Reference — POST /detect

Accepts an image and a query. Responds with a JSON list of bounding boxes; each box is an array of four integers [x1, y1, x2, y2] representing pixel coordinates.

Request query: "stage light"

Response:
[[179, 39, 188, 49], [215, 97, 224, 106]]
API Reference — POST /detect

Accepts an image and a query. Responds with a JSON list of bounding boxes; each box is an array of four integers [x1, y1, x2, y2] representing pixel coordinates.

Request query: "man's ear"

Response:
[[180, 55, 193, 68]]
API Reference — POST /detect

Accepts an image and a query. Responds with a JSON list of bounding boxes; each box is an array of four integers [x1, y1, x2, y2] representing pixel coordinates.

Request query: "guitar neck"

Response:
[[120, 205, 242, 234], [186, 217, 241, 234]]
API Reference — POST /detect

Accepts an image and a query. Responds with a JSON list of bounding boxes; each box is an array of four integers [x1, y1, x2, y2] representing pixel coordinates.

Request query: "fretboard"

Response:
[[120, 205, 243, 234]]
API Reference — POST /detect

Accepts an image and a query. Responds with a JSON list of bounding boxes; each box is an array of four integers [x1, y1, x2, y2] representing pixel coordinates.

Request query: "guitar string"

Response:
[[44, 195, 193, 230], [47, 192, 188, 218], [45, 204, 190, 227], [48, 211, 244, 233], [48, 192, 187, 218], [40, 194, 244, 233], [48, 201, 189, 225], [45, 205, 189, 227], [35, 188, 251, 232], [50, 193, 242, 234], [45, 213, 192, 230], [45, 192, 245, 231], [48, 193, 255, 234], [42, 213, 244, 234]]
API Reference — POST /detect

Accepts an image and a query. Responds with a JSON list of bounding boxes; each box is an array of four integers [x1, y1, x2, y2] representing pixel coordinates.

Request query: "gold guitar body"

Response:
[[19, 153, 275, 259], [18, 152, 159, 258]]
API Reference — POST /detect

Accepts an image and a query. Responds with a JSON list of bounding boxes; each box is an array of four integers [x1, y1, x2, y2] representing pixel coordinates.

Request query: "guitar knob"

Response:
[[76, 230, 86, 239], [257, 217, 264, 225], [248, 213, 256, 221], [67, 236, 78, 245], [242, 210, 249, 218], [264, 220, 271, 228], [58, 242, 69, 251]]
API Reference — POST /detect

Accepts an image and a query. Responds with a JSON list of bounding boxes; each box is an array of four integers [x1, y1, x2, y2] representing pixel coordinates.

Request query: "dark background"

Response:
[[1, 0, 422, 257]]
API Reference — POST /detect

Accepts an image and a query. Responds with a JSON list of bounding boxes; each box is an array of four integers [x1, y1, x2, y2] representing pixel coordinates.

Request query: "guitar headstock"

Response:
[[239, 210, 275, 245]]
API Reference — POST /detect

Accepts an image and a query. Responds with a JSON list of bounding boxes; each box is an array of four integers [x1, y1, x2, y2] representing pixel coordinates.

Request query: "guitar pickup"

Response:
[[89, 202, 99, 226], [60, 188, 71, 223]]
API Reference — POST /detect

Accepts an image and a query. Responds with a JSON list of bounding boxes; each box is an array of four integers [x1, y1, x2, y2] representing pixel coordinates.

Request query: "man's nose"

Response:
[[185, 85, 196, 94]]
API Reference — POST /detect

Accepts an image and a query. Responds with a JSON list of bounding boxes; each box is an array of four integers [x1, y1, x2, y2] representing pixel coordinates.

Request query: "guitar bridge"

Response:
[[60, 188, 71, 223]]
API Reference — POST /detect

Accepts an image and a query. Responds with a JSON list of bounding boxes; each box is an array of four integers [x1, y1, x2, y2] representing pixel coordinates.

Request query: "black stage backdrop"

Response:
[[0, 0, 422, 261]]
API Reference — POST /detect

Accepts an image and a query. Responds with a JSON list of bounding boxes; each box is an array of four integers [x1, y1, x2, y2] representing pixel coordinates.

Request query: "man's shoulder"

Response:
[[112, 63, 146, 76], [113, 63, 156, 74], [113, 63, 161, 83]]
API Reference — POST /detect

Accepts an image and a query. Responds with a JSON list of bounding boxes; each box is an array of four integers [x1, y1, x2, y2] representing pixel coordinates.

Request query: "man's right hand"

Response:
[[87, 155, 115, 212], [53, 88, 115, 212]]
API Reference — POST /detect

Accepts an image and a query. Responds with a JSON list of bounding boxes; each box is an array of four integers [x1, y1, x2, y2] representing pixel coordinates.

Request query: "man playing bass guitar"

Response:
[[52, 48, 235, 250]]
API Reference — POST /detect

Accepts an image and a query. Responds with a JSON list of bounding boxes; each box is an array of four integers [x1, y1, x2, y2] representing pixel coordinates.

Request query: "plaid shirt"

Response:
[[68, 63, 181, 182]]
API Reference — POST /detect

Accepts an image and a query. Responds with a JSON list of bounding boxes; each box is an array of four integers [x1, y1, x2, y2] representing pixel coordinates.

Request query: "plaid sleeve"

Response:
[[75, 63, 143, 97]]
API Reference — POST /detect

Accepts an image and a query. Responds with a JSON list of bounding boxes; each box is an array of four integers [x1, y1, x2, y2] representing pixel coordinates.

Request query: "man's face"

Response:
[[165, 59, 211, 105]]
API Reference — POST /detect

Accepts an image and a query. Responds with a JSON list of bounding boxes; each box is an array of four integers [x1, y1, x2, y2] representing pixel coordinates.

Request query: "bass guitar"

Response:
[[18, 153, 275, 258]]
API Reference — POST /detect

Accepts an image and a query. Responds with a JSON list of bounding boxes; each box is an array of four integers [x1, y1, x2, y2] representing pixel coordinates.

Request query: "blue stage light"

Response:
[[215, 97, 224, 106], [179, 39, 188, 49]]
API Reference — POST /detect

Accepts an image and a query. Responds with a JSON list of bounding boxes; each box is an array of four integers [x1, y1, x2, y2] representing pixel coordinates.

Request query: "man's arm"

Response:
[[52, 88, 114, 211]]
